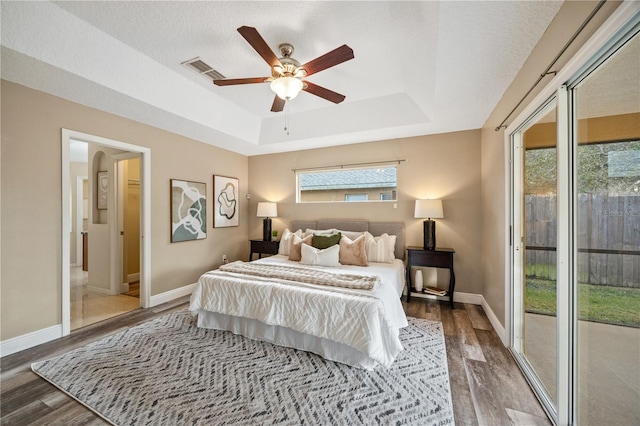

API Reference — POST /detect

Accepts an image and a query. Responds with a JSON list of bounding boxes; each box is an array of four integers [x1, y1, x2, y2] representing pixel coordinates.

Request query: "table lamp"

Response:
[[414, 199, 444, 250], [257, 202, 278, 241]]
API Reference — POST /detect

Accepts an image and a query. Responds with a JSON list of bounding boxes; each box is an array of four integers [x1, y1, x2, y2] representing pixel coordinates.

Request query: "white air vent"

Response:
[[181, 57, 225, 82]]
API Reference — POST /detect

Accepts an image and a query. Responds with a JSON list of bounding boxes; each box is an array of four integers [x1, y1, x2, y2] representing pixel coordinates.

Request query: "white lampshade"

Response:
[[257, 202, 278, 218], [414, 199, 444, 219], [270, 76, 303, 100]]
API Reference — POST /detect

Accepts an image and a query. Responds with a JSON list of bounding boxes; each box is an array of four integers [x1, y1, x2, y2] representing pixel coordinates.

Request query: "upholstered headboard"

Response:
[[290, 219, 405, 260]]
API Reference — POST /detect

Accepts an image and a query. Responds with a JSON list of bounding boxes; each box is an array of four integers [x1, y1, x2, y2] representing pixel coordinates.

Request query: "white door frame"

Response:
[[62, 129, 151, 336]]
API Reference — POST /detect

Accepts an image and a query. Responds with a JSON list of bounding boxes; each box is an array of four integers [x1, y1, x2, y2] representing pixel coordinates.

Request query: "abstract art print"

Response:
[[213, 175, 238, 227], [170, 179, 206, 242]]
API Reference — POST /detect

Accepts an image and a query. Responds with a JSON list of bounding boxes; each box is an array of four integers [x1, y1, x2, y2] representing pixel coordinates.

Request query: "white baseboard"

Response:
[[453, 291, 483, 305], [1, 286, 507, 357], [408, 290, 482, 305], [121, 274, 140, 293], [408, 290, 506, 344], [87, 285, 112, 295], [480, 296, 506, 344], [0, 324, 62, 357], [1, 283, 195, 358], [149, 283, 197, 307]]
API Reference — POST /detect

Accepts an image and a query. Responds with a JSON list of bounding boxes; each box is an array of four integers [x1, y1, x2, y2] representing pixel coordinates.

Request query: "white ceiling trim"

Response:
[[1, 1, 564, 156], [2, 1, 261, 145]]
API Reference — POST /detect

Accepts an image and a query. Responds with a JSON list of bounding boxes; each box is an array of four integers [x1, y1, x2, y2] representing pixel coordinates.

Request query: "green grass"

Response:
[[525, 278, 640, 327]]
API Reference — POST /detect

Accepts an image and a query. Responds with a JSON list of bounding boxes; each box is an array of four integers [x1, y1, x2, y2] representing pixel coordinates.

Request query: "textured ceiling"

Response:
[[1, 1, 564, 155]]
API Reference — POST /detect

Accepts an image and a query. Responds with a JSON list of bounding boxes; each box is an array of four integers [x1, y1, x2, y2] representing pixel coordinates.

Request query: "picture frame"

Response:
[[213, 175, 239, 228], [170, 179, 207, 242], [97, 171, 108, 210]]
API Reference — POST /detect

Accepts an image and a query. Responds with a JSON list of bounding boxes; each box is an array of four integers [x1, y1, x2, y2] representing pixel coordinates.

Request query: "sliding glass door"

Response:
[[510, 10, 639, 425], [512, 99, 559, 413], [572, 31, 640, 426]]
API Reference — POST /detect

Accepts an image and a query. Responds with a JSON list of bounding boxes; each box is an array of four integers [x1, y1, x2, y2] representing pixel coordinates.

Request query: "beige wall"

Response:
[[1, 80, 248, 340], [249, 130, 483, 294], [480, 127, 507, 322]]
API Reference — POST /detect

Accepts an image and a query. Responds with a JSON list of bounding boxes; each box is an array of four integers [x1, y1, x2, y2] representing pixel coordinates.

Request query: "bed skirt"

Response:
[[194, 310, 380, 370]]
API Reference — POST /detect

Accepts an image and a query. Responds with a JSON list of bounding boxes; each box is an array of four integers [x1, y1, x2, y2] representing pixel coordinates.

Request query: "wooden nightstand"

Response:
[[249, 239, 280, 260], [406, 247, 456, 308]]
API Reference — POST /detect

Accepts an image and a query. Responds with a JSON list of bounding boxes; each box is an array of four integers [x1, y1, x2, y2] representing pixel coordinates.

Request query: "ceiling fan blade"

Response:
[[303, 81, 346, 104], [214, 77, 269, 86], [237, 26, 282, 68], [301, 45, 354, 77], [271, 95, 285, 112]]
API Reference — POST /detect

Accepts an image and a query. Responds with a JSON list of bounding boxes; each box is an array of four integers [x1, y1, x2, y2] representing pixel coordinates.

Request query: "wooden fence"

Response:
[[525, 194, 640, 288]]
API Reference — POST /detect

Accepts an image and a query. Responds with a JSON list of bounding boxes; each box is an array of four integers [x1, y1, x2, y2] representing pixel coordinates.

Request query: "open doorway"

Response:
[[67, 143, 142, 330], [62, 129, 151, 336]]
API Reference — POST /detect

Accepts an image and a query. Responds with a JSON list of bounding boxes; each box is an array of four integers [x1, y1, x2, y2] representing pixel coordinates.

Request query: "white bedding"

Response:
[[189, 255, 408, 369]]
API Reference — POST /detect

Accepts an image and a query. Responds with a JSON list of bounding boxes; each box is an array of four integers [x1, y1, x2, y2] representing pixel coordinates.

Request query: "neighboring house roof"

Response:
[[300, 168, 397, 191]]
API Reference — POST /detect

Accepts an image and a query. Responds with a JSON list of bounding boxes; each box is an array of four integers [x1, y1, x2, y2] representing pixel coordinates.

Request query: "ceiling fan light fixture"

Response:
[[270, 76, 303, 100]]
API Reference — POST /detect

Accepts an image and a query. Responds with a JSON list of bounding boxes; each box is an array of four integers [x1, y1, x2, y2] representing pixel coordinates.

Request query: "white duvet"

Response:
[[189, 255, 408, 368]]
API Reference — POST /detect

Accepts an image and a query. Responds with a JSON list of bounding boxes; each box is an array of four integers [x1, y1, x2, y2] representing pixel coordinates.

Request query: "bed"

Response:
[[189, 220, 408, 370]]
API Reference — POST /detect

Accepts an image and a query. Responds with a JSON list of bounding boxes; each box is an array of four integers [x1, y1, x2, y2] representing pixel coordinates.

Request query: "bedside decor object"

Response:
[[414, 269, 424, 292], [257, 202, 278, 241], [414, 199, 444, 250], [213, 175, 239, 228], [171, 179, 206, 242], [97, 171, 108, 210]]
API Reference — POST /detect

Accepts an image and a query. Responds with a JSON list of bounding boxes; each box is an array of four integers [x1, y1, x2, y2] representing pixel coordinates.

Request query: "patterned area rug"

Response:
[[32, 311, 454, 425]]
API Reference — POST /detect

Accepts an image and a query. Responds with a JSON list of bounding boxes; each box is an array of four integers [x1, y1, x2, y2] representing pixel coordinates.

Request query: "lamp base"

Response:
[[263, 218, 272, 241], [423, 220, 436, 250]]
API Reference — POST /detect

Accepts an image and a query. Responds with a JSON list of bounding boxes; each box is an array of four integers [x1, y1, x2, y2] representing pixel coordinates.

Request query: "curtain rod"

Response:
[[291, 159, 406, 173], [494, 0, 607, 131]]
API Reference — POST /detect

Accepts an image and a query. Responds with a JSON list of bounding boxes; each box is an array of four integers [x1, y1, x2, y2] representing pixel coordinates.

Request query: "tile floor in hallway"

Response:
[[70, 267, 140, 330]]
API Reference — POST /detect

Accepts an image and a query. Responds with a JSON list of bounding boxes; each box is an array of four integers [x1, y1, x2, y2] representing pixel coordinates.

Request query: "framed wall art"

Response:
[[213, 175, 239, 228], [97, 171, 108, 210], [170, 179, 207, 242]]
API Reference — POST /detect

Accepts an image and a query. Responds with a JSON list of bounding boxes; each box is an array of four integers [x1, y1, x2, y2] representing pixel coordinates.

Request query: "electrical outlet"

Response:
[[222, 255, 228, 264]]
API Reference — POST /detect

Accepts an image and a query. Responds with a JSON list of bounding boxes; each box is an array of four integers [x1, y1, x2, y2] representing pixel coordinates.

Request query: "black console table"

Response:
[[249, 239, 280, 261], [406, 247, 456, 308]]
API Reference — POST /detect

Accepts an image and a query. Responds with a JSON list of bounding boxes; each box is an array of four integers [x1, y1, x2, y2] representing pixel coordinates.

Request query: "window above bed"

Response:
[[296, 165, 398, 203]]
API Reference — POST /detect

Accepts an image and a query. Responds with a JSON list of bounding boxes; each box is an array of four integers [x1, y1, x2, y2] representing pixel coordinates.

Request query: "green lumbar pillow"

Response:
[[312, 232, 342, 249]]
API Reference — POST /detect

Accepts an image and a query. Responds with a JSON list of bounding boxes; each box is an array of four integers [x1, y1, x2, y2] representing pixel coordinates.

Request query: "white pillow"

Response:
[[278, 228, 303, 256], [300, 243, 341, 267], [336, 229, 366, 241], [304, 228, 338, 237], [364, 232, 397, 263]]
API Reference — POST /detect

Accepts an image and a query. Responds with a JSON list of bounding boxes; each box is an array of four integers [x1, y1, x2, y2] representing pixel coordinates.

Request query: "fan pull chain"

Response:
[[284, 102, 290, 136]]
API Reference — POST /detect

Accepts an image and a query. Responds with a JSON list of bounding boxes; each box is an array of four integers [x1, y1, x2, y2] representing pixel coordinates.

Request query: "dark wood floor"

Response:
[[1, 297, 550, 425], [403, 299, 551, 426]]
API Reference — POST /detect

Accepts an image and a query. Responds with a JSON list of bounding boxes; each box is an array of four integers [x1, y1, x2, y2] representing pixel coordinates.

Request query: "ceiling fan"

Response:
[[214, 26, 354, 112]]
